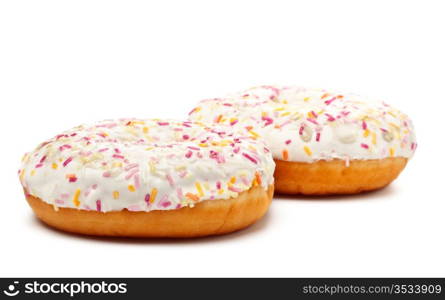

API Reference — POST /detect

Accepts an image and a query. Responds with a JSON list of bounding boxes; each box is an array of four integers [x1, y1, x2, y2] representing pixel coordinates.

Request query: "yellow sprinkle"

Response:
[[19, 169, 25, 182], [372, 132, 377, 145], [282, 99, 288, 104], [274, 107, 285, 111], [128, 185, 136, 192], [113, 191, 120, 199], [280, 112, 291, 117], [304, 146, 312, 156], [218, 189, 224, 195], [307, 111, 315, 118], [52, 163, 58, 170], [150, 188, 158, 203], [198, 143, 208, 147], [363, 129, 370, 138], [249, 130, 260, 139], [30, 170, 36, 176], [195, 182, 204, 197], [73, 189, 81, 207], [261, 112, 268, 117], [143, 127, 149, 134], [230, 176, 237, 184], [389, 148, 395, 157], [303, 97, 311, 102]]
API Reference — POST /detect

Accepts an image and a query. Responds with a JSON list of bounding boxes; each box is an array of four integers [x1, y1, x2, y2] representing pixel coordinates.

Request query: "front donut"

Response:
[[18, 119, 275, 237], [189, 86, 417, 195]]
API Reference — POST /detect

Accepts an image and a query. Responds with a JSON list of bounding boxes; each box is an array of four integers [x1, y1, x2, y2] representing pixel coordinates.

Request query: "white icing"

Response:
[[19, 119, 275, 212], [188, 86, 417, 163]]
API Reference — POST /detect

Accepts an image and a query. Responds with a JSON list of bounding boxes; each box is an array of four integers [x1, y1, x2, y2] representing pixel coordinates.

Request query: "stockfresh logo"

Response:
[[3, 281, 20, 297]]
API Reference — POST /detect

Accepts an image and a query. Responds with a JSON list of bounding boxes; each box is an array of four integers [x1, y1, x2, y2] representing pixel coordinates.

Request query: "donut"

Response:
[[188, 86, 416, 195], [19, 119, 275, 237]]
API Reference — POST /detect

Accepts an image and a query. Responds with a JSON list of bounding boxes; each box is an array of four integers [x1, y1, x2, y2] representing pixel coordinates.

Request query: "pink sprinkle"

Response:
[[316, 132, 321, 142], [35, 163, 43, 168], [96, 200, 102, 212], [216, 181, 222, 189], [68, 176, 77, 182], [102, 171, 111, 178], [307, 118, 319, 125], [299, 125, 305, 135], [185, 150, 193, 158], [114, 148, 121, 153], [285, 140, 292, 145], [311, 110, 318, 118], [230, 119, 238, 126], [176, 187, 183, 199], [233, 146, 240, 154], [262, 116, 274, 126], [145, 194, 150, 205], [183, 134, 190, 140], [158, 122, 169, 126], [59, 144, 71, 151], [125, 169, 138, 180], [134, 174, 141, 189], [242, 153, 258, 164], [55, 199, 64, 205], [97, 133, 107, 138], [188, 146, 200, 150], [112, 154, 125, 159], [411, 143, 417, 151], [124, 163, 138, 171], [228, 186, 242, 193], [325, 113, 336, 122], [161, 201, 171, 208], [98, 148, 109, 152], [324, 97, 337, 105], [40, 155, 47, 163], [92, 184, 98, 189], [63, 157, 73, 167], [361, 143, 369, 149], [223, 103, 233, 106], [127, 205, 141, 212], [166, 174, 175, 187], [362, 120, 368, 130]]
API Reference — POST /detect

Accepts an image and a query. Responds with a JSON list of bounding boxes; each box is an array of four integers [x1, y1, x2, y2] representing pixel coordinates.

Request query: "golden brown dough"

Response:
[[274, 157, 407, 195], [26, 184, 274, 238]]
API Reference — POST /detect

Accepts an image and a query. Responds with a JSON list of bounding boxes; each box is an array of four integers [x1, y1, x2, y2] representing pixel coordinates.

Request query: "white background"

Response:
[[0, 0, 444, 277]]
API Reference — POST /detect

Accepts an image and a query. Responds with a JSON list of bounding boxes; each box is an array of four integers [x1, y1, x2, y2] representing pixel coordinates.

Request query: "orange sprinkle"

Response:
[[52, 163, 58, 169], [215, 114, 223, 123], [73, 189, 81, 207], [304, 146, 312, 156], [230, 176, 237, 184], [128, 185, 136, 192], [321, 93, 329, 99], [282, 149, 289, 161], [143, 127, 149, 134], [186, 192, 199, 202], [113, 191, 120, 199], [255, 171, 262, 186], [218, 189, 224, 195], [149, 188, 157, 203]]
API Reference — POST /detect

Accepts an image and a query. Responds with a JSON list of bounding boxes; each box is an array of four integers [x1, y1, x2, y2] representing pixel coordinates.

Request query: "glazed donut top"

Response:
[[188, 86, 417, 163], [19, 119, 275, 212]]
